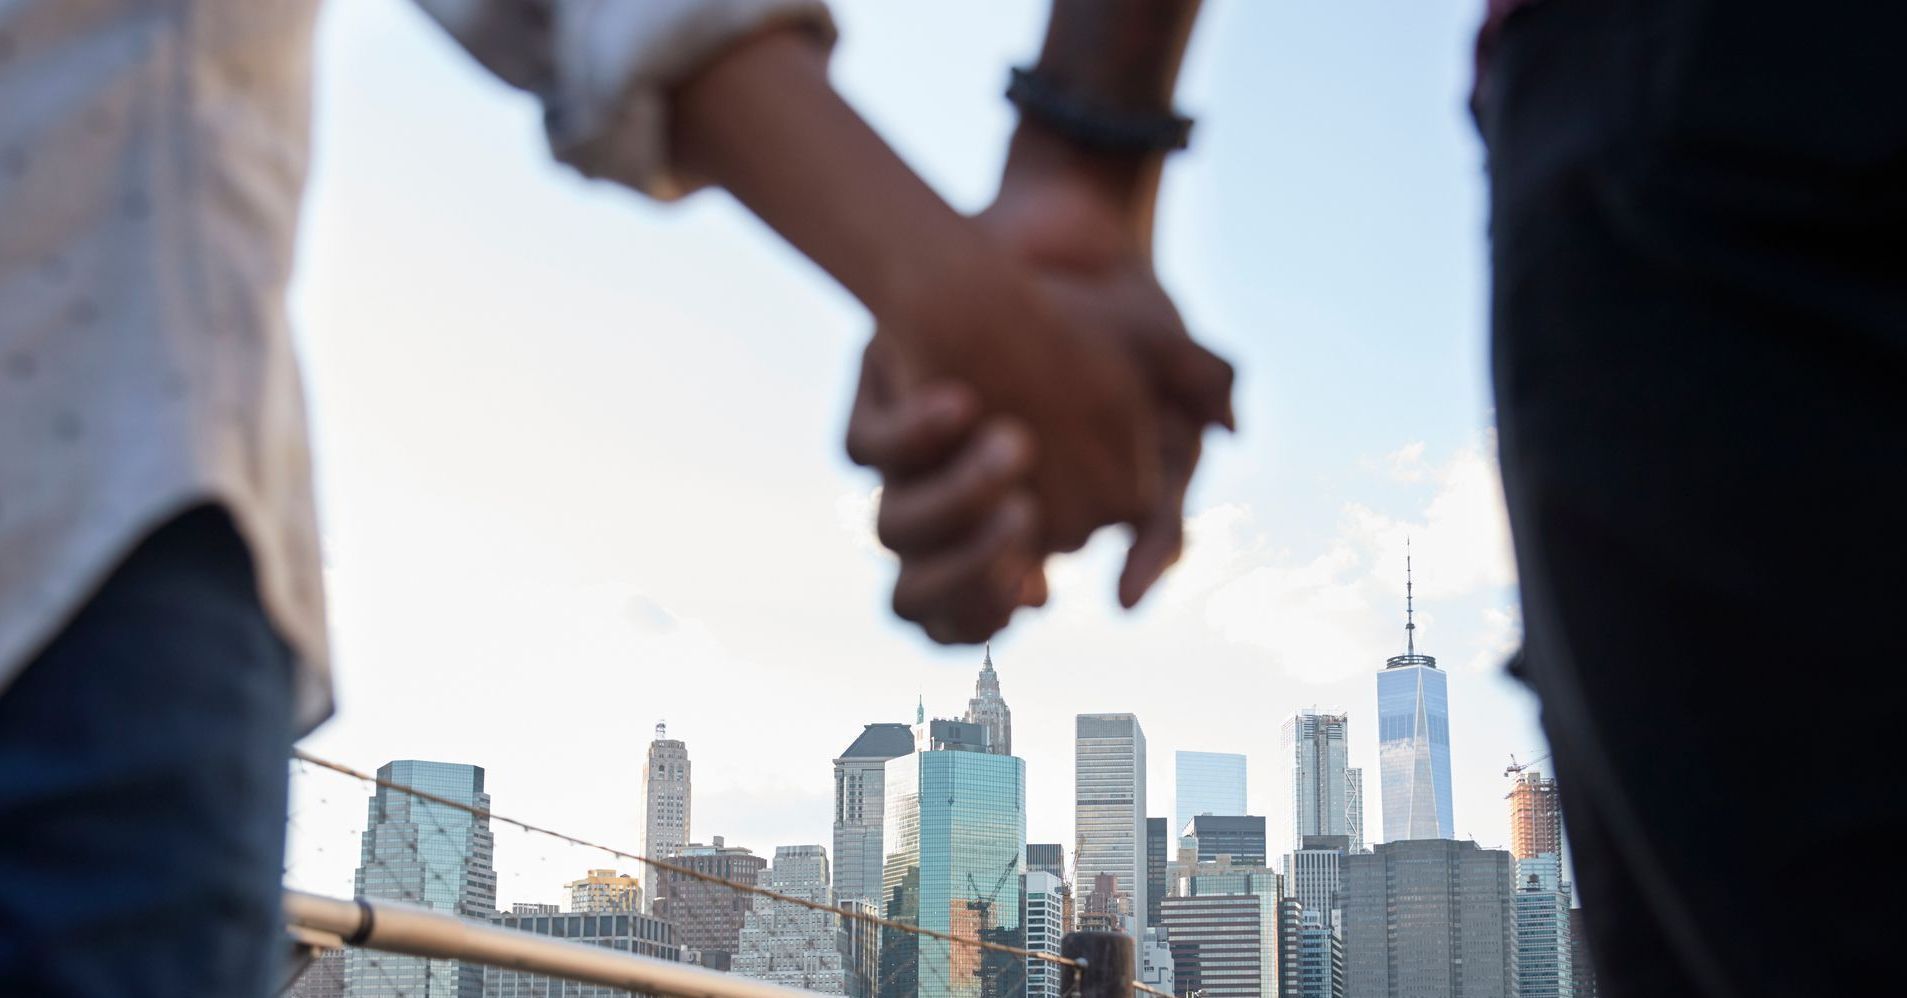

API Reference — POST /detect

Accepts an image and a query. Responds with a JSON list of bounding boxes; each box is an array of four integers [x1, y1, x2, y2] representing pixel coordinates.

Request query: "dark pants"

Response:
[[1482, 1, 1907, 996], [0, 507, 293, 997]]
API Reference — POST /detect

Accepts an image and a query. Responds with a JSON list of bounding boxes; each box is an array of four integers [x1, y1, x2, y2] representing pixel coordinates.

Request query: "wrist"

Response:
[[1000, 121, 1163, 249]]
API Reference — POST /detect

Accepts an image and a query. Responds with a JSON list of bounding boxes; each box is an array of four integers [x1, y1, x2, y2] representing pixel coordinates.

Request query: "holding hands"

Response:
[[848, 119, 1233, 643]]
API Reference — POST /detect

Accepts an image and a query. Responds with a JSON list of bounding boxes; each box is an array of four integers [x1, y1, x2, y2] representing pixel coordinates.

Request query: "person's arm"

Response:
[[1001, 0, 1206, 249]]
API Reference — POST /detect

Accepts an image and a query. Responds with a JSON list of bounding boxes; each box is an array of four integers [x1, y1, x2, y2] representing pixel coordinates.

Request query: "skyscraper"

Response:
[[879, 720, 1026, 998], [1146, 817, 1168, 929], [1285, 708, 1355, 848], [349, 760, 497, 998], [1023, 871, 1067, 998], [1161, 865, 1283, 998], [735, 844, 850, 994], [643, 723, 692, 863], [1183, 814, 1268, 867], [1174, 750, 1247, 835], [1285, 906, 1345, 998], [963, 645, 1012, 756], [1514, 854, 1575, 998], [652, 837, 765, 971], [1025, 843, 1066, 881], [1343, 839, 1516, 998], [1283, 834, 1349, 929], [1509, 770, 1564, 860], [1076, 713, 1147, 936], [834, 722, 915, 904], [1377, 551, 1455, 842], [1345, 768, 1366, 854]]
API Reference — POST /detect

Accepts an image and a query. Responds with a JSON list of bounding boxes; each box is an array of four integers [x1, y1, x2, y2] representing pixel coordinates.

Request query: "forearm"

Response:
[[669, 28, 986, 324], [1006, 0, 1205, 244]]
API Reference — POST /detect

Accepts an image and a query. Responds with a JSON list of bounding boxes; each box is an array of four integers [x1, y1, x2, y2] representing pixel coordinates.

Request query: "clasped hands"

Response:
[[846, 151, 1234, 644]]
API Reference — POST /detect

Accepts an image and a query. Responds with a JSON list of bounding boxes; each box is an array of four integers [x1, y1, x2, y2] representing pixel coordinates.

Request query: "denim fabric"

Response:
[[0, 506, 294, 997]]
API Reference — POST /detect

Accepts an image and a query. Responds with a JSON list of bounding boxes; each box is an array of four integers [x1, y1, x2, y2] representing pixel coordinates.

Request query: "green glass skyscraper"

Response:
[[879, 720, 1026, 998], [349, 760, 497, 998]]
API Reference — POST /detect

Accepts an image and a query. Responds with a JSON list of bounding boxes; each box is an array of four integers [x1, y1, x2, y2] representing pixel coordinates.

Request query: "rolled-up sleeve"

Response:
[[412, 0, 836, 200]]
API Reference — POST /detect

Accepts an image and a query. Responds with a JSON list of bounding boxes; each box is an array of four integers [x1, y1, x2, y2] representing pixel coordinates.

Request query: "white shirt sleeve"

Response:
[[410, 0, 836, 200]]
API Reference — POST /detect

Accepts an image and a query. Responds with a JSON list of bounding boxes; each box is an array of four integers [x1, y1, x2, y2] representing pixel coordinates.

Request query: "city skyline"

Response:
[[283, 0, 1541, 918]]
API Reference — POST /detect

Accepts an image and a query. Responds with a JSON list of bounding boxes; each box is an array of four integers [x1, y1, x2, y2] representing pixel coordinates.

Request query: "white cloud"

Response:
[[1198, 433, 1517, 685], [1463, 603, 1523, 675]]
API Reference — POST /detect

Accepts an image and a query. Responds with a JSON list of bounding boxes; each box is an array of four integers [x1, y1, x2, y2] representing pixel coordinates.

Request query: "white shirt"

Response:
[[0, 0, 834, 732]]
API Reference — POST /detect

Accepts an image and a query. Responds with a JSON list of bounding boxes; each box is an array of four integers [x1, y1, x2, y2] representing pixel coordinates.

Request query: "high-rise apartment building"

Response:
[[1183, 814, 1268, 867], [1174, 750, 1247, 835], [1076, 713, 1147, 936], [1283, 834, 1350, 929], [1160, 865, 1282, 998], [652, 837, 765, 972], [1285, 708, 1355, 849], [483, 909, 678, 996], [1343, 839, 1516, 998], [1515, 854, 1574, 998], [1377, 554, 1455, 842], [1509, 770, 1564, 860], [643, 723, 692, 863], [963, 645, 1012, 756], [1145, 817, 1168, 929], [566, 869, 642, 913], [350, 760, 497, 998], [735, 845, 849, 993], [879, 720, 1026, 998], [1023, 871, 1068, 998], [834, 722, 915, 905]]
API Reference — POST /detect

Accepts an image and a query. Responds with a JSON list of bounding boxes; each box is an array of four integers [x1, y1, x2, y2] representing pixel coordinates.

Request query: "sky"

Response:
[[284, 0, 1546, 908]]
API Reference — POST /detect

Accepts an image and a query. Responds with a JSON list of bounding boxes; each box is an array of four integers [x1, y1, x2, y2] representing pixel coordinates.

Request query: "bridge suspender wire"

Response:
[[293, 749, 1150, 985]]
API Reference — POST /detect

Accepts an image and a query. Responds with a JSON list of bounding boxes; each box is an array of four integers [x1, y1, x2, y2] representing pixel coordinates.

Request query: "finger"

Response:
[[877, 418, 1035, 556], [1153, 338, 1237, 431], [1118, 412, 1201, 608], [893, 493, 1040, 643], [1018, 564, 1049, 608], [846, 381, 981, 474]]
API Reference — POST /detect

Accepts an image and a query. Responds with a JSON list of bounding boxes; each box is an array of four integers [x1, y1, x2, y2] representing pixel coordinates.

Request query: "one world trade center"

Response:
[[1377, 548, 1454, 841]]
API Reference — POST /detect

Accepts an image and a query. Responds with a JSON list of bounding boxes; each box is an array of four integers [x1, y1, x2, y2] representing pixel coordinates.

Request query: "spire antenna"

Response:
[[1405, 537, 1417, 656], [983, 642, 993, 670], [916, 695, 924, 726]]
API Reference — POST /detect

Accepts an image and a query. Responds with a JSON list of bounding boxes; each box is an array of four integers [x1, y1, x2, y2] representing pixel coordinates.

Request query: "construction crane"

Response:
[[1503, 751, 1553, 797], [964, 854, 1019, 929]]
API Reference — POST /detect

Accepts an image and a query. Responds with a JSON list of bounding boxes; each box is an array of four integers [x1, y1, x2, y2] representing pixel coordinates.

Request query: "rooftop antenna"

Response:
[[1405, 537, 1417, 656]]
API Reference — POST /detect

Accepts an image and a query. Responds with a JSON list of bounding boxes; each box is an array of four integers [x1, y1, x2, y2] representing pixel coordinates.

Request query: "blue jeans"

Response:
[[0, 506, 293, 997]]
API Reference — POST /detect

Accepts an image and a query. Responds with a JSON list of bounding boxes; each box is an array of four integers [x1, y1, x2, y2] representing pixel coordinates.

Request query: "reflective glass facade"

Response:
[[349, 760, 496, 998], [1174, 750, 1247, 834], [1377, 660, 1454, 841], [880, 747, 1026, 998], [1284, 710, 1351, 847]]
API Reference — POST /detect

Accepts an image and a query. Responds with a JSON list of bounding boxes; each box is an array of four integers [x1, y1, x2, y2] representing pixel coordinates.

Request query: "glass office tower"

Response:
[[350, 760, 497, 998], [880, 721, 1026, 998], [1377, 553, 1454, 842], [1173, 750, 1247, 836]]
